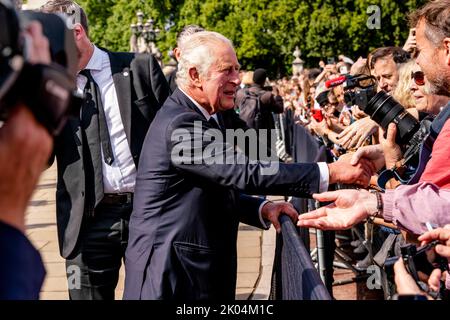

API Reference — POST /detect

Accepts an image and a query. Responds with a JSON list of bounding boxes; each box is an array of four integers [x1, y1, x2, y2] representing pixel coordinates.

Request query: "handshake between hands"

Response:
[[261, 141, 381, 234], [297, 124, 400, 231], [297, 125, 401, 230], [258, 144, 380, 234]]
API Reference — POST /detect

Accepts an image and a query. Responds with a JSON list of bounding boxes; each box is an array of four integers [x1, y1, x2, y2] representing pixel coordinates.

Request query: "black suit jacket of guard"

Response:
[[51, 49, 170, 259], [123, 89, 321, 300]]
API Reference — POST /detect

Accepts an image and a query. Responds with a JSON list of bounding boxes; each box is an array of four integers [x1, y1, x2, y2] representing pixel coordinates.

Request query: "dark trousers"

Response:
[[66, 200, 132, 300]]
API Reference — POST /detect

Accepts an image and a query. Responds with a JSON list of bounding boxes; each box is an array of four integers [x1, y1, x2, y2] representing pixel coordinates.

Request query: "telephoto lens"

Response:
[[365, 91, 419, 145]]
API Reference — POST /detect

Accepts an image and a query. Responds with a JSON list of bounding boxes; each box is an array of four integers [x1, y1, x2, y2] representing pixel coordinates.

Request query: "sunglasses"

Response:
[[411, 71, 425, 86]]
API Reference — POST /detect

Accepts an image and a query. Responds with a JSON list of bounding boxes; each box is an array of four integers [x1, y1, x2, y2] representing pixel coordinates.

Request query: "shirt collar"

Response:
[[83, 45, 103, 72], [179, 87, 213, 121]]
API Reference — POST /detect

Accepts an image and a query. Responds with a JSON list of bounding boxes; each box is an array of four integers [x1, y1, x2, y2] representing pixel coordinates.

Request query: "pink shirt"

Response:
[[419, 119, 450, 189]]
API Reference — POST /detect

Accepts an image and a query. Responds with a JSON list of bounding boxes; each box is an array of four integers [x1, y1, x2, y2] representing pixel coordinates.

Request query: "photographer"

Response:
[[236, 67, 284, 130], [337, 47, 411, 150], [236, 68, 283, 154], [0, 21, 54, 299]]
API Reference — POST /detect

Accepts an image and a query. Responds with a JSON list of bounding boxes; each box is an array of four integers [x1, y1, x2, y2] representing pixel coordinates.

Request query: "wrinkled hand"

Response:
[[417, 225, 450, 293], [328, 154, 376, 186], [350, 144, 386, 172], [418, 225, 450, 260], [309, 117, 329, 137], [339, 110, 351, 127], [350, 57, 367, 75], [297, 189, 375, 230], [427, 269, 447, 293], [394, 259, 425, 296], [325, 64, 338, 75], [379, 123, 403, 169], [403, 28, 417, 53], [324, 114, 344, 132], [337, 117, 378, 149], [261, 201, 299, 233], [350, 105, 367, 120]]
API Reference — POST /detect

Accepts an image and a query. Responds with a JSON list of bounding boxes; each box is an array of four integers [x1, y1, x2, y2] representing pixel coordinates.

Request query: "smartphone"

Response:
[[311, 109, 324, 122]]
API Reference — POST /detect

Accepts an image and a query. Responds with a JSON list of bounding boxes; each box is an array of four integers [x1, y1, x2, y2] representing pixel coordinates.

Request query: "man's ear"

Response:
[[72, 24, 84, 42], [188, 67, 202, 87], [444, 38, 450, 66], [173, 47, 181, 62]]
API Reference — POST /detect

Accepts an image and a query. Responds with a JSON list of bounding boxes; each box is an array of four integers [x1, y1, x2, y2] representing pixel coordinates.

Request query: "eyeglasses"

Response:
[[411, 71, 425, 86]]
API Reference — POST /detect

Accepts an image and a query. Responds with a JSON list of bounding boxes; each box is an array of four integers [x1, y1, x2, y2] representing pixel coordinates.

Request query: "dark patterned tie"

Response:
[[208, 116, 221, 130], [79, 69, 114, 208]]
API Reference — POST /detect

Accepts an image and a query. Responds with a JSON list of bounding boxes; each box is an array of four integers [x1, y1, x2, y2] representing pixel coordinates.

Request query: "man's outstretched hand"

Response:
[[297, 189, 377, 230]]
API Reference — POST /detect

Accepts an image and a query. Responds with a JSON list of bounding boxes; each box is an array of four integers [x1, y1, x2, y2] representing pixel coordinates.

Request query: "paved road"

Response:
[[25, 165, 264, 300]]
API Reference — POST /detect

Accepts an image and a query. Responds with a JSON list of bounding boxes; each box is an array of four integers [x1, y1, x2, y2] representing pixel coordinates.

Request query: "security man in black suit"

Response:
[[41, 1, 170, 300]]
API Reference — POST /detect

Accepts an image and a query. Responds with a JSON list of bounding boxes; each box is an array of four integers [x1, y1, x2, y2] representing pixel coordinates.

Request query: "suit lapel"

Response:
[[107, 50, 132, 146]]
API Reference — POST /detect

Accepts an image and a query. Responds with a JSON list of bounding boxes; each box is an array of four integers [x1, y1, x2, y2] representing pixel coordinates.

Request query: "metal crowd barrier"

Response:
[[277, 215, 332, 300]]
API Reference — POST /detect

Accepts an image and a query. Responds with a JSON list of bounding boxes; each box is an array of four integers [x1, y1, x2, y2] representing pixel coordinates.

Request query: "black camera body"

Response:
[[342, 74, 420, 147], [400, 241, 449, 281], [385, 241, 449, 298], [0, 0, 81, 135]]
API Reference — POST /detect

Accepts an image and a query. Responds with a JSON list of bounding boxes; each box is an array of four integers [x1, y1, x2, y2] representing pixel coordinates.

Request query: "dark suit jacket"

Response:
[[123, 89, 321, 300], [51, 49, 170, 258], [0, 222, 45, 299]]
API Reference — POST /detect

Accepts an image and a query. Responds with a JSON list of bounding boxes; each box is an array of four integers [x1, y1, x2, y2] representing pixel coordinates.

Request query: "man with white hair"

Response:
[[166, 24, 205, 91], [124, 31, 373, 300]]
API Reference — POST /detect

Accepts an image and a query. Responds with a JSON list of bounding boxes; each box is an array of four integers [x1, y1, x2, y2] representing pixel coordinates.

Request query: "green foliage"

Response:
[[78, 0, 427, 77]]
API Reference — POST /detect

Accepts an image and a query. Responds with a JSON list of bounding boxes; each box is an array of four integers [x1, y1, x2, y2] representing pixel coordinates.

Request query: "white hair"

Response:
[[176, 31, 233, 88]]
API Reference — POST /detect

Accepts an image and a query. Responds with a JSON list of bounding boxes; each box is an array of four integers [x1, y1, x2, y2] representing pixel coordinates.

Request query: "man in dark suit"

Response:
[[124, 31, 373, 300], [41, 1, 170, 300]]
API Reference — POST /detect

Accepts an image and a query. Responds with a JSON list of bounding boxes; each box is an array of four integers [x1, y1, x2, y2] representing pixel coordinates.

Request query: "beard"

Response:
[[427, 70, 450, 97]]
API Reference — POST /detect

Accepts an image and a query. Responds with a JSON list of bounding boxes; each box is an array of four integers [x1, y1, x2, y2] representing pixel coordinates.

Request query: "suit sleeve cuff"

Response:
[[317, 162, 329, 193], [258, 200, 272, 229]]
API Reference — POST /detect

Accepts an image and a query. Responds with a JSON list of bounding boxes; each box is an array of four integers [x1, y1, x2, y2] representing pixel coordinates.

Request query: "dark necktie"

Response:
[[80, 69, 114, 165], [208, 116, 221, 130], [79, 69, 113, 208]]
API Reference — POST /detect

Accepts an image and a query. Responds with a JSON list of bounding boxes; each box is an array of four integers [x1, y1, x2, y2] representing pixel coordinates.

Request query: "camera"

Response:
[[0, 0, 81, 135], [336, 74, 420, 147], [385, 241, 449, 297]]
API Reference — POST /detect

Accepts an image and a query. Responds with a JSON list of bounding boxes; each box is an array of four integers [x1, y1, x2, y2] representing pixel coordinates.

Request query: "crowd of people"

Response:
[[1, 0, 450, 302]]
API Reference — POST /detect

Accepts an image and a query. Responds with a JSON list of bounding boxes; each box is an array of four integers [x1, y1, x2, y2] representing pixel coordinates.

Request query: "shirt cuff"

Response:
[[381, 190, 395, 222], [317, 162, 329, 193], [258, 200, 271, 229]]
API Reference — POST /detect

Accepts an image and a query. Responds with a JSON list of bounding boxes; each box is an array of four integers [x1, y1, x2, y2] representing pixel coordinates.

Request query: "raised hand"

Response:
[[337, 117, 379, 150], [379, 123, 403, 169]]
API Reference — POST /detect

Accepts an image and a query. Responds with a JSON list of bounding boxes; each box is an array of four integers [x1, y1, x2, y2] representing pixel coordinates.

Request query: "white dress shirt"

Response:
[[178, 89, 330, 227], [77, 45, 137, 193]]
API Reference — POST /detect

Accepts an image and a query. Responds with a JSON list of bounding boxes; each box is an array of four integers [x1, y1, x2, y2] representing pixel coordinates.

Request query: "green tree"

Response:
[[79, 0, 427, 77]]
